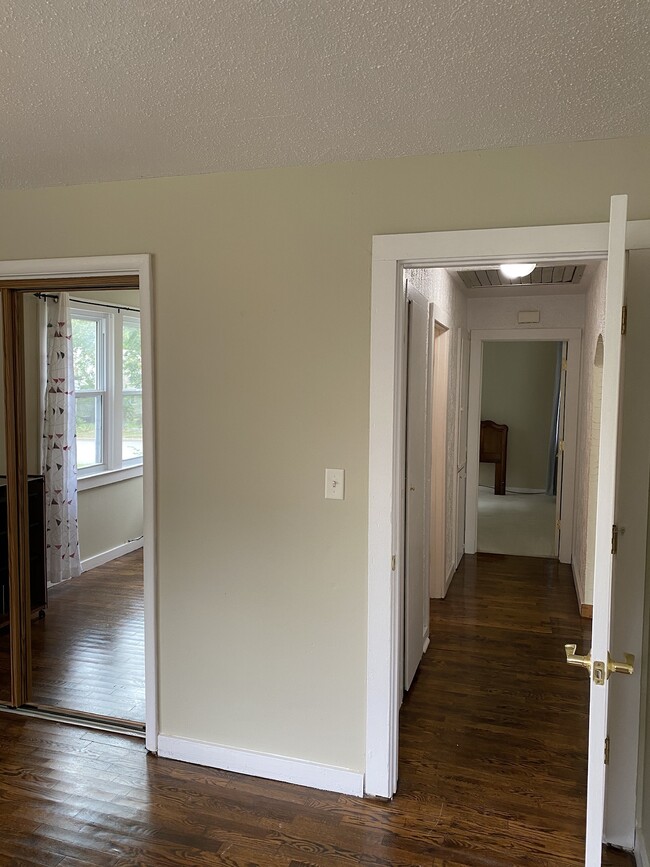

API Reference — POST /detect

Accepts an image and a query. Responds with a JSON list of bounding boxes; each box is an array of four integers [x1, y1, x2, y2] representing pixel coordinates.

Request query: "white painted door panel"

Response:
[[404, 287, 431, 691], [584, 195, 628, 866], [456, 331, 470, 567], [456, 467, 466, 568], [555, 341, 568, 556]]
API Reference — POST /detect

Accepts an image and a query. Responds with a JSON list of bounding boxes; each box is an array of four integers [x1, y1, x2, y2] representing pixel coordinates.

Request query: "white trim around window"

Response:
[[70, 301, 143, 484]]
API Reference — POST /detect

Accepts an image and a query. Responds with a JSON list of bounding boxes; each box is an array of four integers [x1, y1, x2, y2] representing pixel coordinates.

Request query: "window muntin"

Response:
[[71, 312, 107, 471], [70, 303, 142, 479], [122, 316, 143, 464]]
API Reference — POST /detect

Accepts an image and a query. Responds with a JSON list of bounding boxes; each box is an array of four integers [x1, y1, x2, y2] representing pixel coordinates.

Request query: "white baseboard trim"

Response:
[[423, 636, 430, 654], [571, 563, 585, 614], [637, 827, 649, 867], [157, 735, 365, 797], [478, 485, 546, 495], [572, 561, 584, 607], [81, 538, 143, 573], [506, 486, 547, 494], [443, 562, 456, 595]]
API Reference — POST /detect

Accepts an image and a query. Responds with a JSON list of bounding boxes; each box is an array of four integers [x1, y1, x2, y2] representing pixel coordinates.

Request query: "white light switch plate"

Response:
[[325, 468, 345, 500]]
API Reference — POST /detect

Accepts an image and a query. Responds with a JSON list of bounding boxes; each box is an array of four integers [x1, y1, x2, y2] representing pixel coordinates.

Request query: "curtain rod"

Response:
[[33, 292, 140, 313]]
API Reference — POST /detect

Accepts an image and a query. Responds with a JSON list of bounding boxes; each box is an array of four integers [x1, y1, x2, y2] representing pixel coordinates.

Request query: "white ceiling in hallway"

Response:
[[1, 0, 648, 189]]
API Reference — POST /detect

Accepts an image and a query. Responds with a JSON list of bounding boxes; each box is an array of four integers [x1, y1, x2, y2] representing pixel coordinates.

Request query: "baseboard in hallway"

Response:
[[636, 826, 649, 867], [81, 538, 144, 572]]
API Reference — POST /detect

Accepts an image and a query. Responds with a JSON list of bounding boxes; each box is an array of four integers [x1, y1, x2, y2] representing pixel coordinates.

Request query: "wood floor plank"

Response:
[[0, 550, 145, 721], [0, 552, 636, 864]]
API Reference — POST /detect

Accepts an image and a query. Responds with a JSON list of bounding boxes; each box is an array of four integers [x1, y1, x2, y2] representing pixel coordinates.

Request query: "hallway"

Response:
[[399, 552, 632, 864]]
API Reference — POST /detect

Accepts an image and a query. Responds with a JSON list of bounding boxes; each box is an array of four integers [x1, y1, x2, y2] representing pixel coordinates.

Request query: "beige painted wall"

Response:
[[71, 288, 141, 308], [468, 292, 586, 331], [479, 341, 560, 491], [78, 479, 143, 562], [1, 137, 649, 773]]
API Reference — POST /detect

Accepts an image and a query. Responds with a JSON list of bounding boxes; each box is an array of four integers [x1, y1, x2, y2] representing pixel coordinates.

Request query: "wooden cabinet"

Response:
[[480, 420, 508, 496], [0, 475, 47, 625]]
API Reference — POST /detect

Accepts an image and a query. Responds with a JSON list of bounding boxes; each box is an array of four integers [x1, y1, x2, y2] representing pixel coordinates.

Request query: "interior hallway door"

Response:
[[579, 195, 631, 866], [403, 286, 432, 691]]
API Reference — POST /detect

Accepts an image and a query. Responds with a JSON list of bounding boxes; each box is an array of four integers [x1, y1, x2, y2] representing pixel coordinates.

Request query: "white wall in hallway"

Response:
[[468, 293, 585, 331]]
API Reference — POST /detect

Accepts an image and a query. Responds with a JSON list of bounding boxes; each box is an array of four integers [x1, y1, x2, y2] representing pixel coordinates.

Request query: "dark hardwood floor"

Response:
[[400, 553, 632, 865], [0, 550, 145, 721], [0, 553, 635, 865]]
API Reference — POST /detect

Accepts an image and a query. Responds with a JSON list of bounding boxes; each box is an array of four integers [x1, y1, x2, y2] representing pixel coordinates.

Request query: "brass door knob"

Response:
[[608, 652, 634, 677], [565, 644, 592, 675]]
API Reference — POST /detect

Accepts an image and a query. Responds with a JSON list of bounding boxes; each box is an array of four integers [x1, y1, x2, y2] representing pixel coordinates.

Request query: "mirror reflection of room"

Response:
[[0, 336, 8, 704], [18, 287, 145, 722], [477, 341, 563, 558]]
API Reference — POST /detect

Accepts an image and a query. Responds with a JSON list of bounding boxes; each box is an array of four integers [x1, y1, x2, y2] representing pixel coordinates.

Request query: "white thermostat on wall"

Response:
[[517, 310, 540, 324]]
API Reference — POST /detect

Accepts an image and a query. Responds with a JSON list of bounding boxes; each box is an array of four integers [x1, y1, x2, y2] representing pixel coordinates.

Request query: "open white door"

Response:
[[403, 286, 432, 690], [455, 331, 470, 568], [566, 196, 632, 866]]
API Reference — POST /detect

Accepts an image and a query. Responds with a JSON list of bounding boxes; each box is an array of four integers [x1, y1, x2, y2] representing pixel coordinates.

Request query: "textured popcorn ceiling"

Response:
[[1, 0, 648, 189]]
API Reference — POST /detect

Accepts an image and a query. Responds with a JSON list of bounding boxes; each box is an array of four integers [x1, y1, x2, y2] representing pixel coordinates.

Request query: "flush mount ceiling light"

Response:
[[499, 262, 536, 279]]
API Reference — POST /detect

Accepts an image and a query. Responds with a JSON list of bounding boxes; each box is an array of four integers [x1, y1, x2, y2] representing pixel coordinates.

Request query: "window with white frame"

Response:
[[71, 302, 143, 483]]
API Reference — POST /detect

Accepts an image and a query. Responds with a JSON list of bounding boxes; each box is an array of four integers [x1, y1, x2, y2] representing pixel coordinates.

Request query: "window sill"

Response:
[[78, 464, 143, 491]]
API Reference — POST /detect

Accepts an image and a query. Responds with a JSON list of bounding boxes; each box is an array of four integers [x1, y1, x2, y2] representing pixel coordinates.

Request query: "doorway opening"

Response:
[[0, 257, 156, 746], [477, 339, 566, 559], [365, 209, 650, 867], [394, 256, 622, 862]]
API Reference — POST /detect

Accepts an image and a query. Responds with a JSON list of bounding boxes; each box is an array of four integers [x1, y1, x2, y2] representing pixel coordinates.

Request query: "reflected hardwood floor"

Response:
[[0, 550, 144, 721], [0, 553, 634, 865]]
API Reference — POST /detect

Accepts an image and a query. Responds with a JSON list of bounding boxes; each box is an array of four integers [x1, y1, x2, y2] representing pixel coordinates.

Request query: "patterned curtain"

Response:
[[42, 295, 81, 584]]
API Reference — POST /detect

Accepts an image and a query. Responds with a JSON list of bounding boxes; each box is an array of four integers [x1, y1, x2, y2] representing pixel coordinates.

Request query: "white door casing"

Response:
[[366, 213, 650, 833], [0, 255, 158, 752], [465, 328, 581, 565]]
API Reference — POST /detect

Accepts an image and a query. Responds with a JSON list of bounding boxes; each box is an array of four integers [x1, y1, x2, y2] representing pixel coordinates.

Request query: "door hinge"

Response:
[[621, 305, 627, 335], [611, 524, 619, 555], [561, 359, 568, 372], [559, 440, 565, 452], [391, 555, 396, 571], [556, 519, 561, 530], [604, 736, 610, 765]]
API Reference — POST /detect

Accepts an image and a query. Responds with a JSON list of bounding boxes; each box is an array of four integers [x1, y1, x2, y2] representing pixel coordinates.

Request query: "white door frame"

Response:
[[465, 328, 581, 564], [0, 254, 158, 752], [366, 219, 650, 801]]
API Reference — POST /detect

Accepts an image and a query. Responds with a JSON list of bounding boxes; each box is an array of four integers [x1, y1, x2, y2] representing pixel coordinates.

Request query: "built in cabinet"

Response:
[[0, 475, 47, 626]]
